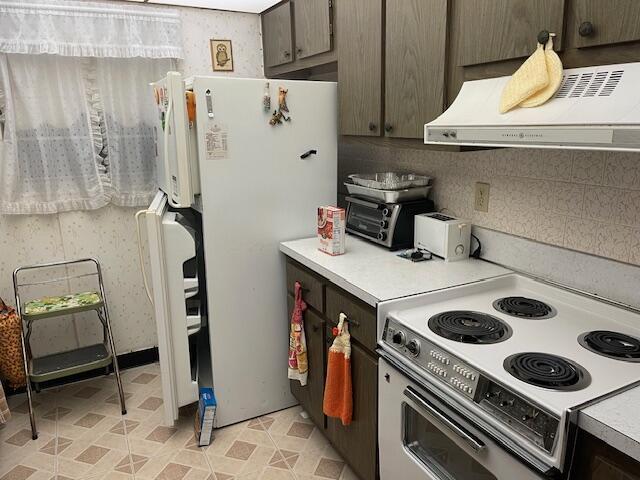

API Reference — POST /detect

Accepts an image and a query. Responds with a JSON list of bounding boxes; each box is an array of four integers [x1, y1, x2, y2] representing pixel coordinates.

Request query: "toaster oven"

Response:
[[345, 196, 434, 250]]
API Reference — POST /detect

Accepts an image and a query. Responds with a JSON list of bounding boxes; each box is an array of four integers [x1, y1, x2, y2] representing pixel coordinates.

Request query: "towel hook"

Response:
[[537, 30, 556, 46]]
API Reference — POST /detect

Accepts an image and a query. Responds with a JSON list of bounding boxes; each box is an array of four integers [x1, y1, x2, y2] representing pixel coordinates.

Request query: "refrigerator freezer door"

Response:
[[193, 77, 338, 427], [145, 191, 201, 426], [152, 72, 199, 208]]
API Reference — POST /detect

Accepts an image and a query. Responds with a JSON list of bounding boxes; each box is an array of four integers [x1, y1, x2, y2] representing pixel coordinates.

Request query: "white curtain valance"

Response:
[[0, 0, 183, 58]]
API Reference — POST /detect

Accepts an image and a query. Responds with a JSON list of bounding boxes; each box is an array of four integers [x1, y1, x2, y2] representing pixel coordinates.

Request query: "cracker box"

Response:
[[193, 387, 217, 447], [317, 206, 346, 256]]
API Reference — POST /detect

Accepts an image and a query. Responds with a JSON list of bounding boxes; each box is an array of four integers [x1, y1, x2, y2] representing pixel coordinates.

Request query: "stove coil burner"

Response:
[[504, 352, 590, 391], [493, 297, 556, 319], [579, 330, 640, 363], [428, 311, 512, 344]]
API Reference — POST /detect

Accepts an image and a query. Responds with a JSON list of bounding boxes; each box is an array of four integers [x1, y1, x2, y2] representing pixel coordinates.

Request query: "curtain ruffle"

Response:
[[0, 0, 183, 58]]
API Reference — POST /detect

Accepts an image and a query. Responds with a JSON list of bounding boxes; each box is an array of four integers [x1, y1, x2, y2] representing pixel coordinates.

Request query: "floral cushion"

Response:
[[24, 292, 101, 316]]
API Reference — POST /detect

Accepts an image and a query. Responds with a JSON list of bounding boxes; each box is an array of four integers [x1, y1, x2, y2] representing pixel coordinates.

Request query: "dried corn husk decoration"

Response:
[[499, 34, 563, 114]]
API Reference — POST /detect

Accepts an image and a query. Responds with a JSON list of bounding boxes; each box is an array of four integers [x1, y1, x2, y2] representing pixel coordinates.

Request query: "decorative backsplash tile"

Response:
[[339, 139, 640, 266]]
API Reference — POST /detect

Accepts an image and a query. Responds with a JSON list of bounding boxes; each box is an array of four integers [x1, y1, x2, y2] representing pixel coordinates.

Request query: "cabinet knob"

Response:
[[384, 123, 393, 133], [284, 50, 291, 57], [579, 21, 595, 37], [368, 122, 377, 132], [537, 30, 550, 45], [296, 47, 303, 54]]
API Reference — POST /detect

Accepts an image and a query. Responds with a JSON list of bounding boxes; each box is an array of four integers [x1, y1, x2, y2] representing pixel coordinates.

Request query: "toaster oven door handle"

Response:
[[345, 196, 380, 209], [404, 386, 486, 453]]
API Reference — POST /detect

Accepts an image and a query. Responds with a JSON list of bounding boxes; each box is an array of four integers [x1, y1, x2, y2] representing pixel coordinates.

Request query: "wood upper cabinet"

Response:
[[447, 0, 566, 104], [385, 0, 448, 138], [262, 2, 294, 68], [566, 0, 640, 49], [293, 0, 332, 60], [456, 0, 566, 67], [338, 0, 383, 136]]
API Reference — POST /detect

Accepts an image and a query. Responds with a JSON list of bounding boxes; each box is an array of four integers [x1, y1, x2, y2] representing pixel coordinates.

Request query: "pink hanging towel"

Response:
[[288, 282, 309, 385]]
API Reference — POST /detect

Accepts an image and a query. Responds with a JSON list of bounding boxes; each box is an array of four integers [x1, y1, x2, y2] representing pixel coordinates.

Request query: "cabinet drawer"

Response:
[[326, 285, 376, 352], [286, 260, 325, 313]]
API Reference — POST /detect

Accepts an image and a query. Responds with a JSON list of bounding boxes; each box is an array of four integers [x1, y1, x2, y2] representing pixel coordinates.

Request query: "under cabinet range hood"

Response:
[[425, 62, 640, 151]]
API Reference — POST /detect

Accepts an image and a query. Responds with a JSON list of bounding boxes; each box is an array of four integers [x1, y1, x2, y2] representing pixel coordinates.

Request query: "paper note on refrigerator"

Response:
[[206, 124, 228, 160]]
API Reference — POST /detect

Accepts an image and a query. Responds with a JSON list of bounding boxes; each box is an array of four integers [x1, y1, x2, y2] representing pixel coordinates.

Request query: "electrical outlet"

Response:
[[475, 182, 490, 212]]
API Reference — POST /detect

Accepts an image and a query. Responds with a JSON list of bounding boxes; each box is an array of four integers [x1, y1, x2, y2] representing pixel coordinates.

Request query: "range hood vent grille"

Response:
[[555, 69, 624, 99]]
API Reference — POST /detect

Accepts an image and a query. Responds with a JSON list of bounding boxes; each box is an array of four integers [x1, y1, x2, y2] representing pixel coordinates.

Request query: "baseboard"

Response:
[[3, 346, 159, 397]]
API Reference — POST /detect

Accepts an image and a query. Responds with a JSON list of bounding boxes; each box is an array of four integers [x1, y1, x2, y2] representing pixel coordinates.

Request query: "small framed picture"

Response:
[[210, 39, 234, 72]]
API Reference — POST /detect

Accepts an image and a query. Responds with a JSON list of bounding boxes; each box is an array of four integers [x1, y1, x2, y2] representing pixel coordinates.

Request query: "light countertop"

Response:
[[279, 235, 511, 306], [281, 235, 640, 462], [579, 385, 640, 461]]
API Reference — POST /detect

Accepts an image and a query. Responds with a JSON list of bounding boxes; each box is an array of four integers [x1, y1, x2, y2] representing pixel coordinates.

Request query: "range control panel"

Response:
[[383, 318, 480, 400], [382, 317, 560, 454], [478, 382, 559, 453]]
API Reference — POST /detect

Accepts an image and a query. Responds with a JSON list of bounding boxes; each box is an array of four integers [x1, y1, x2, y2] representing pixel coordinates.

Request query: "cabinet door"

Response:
[[263, 2, 294, 68], [293, 0, 332, 60], [567, 0, 640, 49], [385, 0, 447, 138], [325, 330, 377, 480], [288, 295, 326, 428], [456, 0, 566, 66], [337, 0, 383, 136]]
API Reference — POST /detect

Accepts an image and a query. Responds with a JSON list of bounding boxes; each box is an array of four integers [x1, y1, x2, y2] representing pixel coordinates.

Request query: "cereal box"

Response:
[[317, 206, 345, 256]]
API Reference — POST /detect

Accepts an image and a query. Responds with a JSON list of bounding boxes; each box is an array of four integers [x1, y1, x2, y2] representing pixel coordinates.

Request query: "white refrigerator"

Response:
[[143, 72, 337, 427]]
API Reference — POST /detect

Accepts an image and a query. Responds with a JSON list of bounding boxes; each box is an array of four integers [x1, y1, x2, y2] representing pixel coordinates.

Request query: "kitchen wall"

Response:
[[0, 4, 264, 357], [339, 140, 640, 267]]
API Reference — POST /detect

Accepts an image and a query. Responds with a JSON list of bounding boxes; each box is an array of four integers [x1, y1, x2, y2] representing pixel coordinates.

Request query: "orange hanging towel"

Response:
[[323, 313, 353, 426]]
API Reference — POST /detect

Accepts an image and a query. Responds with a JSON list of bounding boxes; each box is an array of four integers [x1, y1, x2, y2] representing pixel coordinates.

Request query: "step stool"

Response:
[[13, 258, 127, 440]]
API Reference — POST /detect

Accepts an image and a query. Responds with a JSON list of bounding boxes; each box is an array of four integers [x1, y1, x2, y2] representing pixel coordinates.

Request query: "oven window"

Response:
[[403, 403, 496, 480], [347, 203, 383, 235]]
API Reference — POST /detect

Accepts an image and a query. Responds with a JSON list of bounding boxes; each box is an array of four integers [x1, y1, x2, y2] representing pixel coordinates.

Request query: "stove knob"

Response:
[[406, 340, 420, 356], [377, 232, 387, 241], [521, 414, 531, 422], [380, 220, 389, 229], [391, 331, 406, 346], [500, 399, 514, 408]]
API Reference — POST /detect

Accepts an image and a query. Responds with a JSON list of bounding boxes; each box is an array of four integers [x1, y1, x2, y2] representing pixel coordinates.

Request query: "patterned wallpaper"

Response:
[[0, 4, 265, 356], [176, 6, 264, 78], [339, 140, 640, 266]]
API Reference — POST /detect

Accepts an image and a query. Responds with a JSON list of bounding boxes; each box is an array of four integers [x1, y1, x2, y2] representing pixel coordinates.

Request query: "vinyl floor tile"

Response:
[[1, 363, 358, 480]]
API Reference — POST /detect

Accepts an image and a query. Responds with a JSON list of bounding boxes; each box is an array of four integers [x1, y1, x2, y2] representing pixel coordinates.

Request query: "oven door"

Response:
[[379, 358, 544, 480]]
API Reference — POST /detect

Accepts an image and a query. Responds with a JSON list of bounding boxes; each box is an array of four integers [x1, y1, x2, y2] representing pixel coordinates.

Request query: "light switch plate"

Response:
[[475, 182, 490, 212]]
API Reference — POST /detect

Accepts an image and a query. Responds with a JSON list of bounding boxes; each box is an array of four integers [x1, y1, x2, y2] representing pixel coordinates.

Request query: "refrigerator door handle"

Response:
[[163, 101, 181, 209], [300, 149, 318, 159]]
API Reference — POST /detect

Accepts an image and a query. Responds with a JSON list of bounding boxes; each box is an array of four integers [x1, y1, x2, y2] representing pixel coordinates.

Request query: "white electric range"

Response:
[[377, 273, 640, 480]]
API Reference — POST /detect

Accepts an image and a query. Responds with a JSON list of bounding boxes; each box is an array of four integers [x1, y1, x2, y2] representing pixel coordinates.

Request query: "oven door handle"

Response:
[[404, 386, 486, 453]]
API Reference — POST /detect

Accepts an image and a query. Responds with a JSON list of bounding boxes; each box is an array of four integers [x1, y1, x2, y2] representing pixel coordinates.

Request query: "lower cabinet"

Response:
[[288, 294, 326, 427], [286, 258, 378, 480], [325, 334, 378, 480], [571, 429, 640, 480]]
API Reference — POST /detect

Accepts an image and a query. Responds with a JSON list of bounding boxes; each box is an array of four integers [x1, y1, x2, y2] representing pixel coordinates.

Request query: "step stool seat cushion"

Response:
[[24, 292, 102, 317]]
